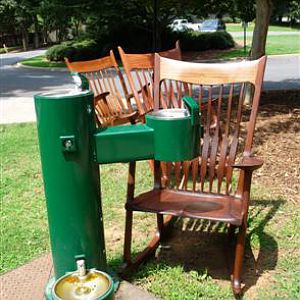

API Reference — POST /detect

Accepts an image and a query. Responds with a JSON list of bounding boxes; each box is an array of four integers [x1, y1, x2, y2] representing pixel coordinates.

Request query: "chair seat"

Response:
[[126, 189, 244, 225]]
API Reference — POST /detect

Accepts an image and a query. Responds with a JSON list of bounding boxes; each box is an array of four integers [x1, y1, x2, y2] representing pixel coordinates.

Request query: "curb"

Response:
[[16, 53, 299, 71], [188, 53, 300, 63], [16, 62, 68, 72], [265, 53, 300, 58]]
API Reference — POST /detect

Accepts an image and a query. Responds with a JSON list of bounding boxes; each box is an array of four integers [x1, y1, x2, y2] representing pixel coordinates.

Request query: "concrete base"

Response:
[[0, 254, 160, 300]]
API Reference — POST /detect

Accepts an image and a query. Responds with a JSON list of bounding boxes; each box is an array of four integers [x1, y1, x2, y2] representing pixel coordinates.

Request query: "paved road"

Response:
[[0, 49, 48, 66], [0, 49, 73, 99], [264, 55, 300, 90], [0, 50, 299, 124], [0, 50, 73, 123]]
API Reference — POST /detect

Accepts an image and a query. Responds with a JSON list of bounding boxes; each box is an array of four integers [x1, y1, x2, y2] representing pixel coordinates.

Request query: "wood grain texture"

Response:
[[119, 41, 182, 116], [65, 51, 136, 126], [123, 54, 267, 295], [158, 55, 266, 85]]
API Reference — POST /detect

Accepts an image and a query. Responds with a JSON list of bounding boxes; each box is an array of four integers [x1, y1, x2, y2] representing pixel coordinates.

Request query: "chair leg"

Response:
[[157, 214, 165, 243], [123, 210, 133, 267], [121, 214, 174, 275], [228, 224, 237, 244], [231, 220, 247, 295]]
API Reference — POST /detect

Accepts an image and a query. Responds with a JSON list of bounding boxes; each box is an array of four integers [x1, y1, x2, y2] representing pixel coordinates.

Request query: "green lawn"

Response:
[[19, 55, 66, 68], [226, 23, 300, 32], [217, 34, 300, 59], [1, 123, 299, 299]]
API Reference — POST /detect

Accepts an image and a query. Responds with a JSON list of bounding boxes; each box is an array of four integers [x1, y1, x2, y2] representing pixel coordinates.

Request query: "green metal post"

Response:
[[34, 90, 106, 280]]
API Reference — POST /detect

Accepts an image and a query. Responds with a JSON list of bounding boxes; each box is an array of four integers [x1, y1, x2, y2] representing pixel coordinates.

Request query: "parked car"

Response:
[[200, 19, 226, 32], [169, 19, 201, 32]]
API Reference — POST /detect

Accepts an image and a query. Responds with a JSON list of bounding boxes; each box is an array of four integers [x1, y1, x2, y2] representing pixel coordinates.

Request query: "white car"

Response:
[[169, 19, 201, 32]]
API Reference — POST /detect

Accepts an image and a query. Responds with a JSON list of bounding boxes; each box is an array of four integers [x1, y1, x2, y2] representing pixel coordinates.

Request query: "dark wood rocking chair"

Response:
[[118, 41, 182, 117], [122, 54, 267, 295], [65, 52, 137, 126]]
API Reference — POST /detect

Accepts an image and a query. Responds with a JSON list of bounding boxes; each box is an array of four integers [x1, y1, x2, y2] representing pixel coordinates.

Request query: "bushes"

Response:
[[222, 16, 241, 23], [46, 38, 101, 62], [98, 25, 153, 54], [169, 31, 235, 52], [115, 29, 235, 54], [46, 44, 75, 61], [46, 31, 235, 62], [204, 31, 235, 50]]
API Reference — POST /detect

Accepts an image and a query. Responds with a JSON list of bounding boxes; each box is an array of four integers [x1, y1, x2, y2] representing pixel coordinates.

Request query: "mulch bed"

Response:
[[254, 90, 300, 203]]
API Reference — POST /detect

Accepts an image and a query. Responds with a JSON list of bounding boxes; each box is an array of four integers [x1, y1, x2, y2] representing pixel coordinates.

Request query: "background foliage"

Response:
[[1, 0, 298, 52]]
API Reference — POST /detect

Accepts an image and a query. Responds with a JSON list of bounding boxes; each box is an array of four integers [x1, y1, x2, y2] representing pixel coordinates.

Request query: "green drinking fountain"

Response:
[[34, 85, 200, 300]]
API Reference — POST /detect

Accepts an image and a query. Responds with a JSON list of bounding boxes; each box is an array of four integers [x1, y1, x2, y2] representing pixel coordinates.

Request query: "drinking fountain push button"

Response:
[[60, 135, 77, 152]]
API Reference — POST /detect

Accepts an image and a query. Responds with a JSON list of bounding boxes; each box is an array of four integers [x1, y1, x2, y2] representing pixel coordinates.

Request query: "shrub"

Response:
[[206, 31, 235, 50], [114, 29, 235, 54], [168, 31, 235, 52], [46, 31, 235, 62], [222, 16, 241, 23], [46, 44, 76, 61], [46, 38, 101, 62], [101, 25, 153, 54]]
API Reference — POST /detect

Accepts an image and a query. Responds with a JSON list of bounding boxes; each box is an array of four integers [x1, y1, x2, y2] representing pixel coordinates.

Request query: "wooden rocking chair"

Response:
[[122, 54, 267, 295], [118, 41, 182, 117], [65, 52, 137, 126]]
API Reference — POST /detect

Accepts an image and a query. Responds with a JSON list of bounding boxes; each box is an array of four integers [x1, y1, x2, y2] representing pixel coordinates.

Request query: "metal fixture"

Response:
[[34, 88, 200, 299], [52, 259, 114, 300]]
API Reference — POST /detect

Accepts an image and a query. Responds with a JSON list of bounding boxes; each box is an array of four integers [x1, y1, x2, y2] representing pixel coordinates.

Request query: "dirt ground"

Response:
[[253, 91, 300, 203]]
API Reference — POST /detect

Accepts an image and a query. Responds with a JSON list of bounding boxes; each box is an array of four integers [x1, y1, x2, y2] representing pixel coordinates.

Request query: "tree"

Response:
[[235, 0, 256, 23], [251, 0, 273, 59], [289, 1, 300, 23], [0, 0, 42, 50], [272, 0, 300, 25]]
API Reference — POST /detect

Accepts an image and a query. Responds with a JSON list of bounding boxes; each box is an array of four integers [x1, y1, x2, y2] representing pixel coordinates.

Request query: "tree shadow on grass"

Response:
[[122, 198, 284, 297]]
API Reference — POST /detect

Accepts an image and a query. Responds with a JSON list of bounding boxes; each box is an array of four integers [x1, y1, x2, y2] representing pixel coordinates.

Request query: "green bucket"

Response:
[[145, 96, 200, 162]]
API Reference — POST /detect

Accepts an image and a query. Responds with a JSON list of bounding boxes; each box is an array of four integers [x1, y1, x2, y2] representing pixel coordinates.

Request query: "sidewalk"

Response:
[[1, 97, 36, 124]]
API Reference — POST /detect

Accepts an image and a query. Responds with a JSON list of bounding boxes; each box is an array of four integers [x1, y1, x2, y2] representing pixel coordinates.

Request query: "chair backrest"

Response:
[[118, 41, 182, 116], [65, 51, 131, 126], [154, 54, 267, 195]]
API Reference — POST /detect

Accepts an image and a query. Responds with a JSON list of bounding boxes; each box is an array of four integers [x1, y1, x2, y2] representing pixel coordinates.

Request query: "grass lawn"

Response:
[[1, 123, 299, 299], [19, 55, 66, 68], [217, 34, 300, 59], [226, 23, 300, 32]]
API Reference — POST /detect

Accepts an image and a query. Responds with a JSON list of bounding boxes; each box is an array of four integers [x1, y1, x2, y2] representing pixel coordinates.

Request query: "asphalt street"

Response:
[[0, 49, 299, 124], [0, 49, 73, 100]]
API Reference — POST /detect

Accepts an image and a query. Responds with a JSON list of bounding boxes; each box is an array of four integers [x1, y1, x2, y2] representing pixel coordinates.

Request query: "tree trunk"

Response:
[[33, 15, 39, 49], [74, 20, 80, 38], [251, 0, 273, 59], [21, 26, 29, 51]]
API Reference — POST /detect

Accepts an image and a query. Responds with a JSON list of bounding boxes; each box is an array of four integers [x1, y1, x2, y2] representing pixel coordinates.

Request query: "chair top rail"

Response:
[[156, 55, 267, 86], [118, 49, 154, 70], [118, 40, 182, 71], [65, 51, 118, 73]]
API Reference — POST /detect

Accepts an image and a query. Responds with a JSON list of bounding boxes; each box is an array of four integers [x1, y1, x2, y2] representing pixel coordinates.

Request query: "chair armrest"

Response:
[[126, 82, 152, 99], [231, 156, 264, 171], [117, 111, 138, 120], [94, 92, 110, 102], [111, 111, 139, 126]]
